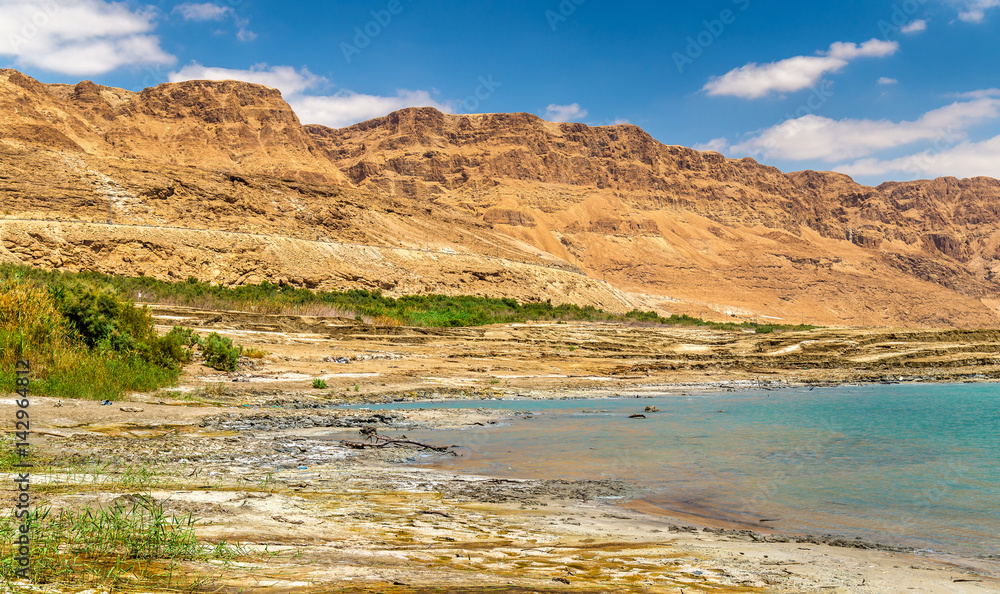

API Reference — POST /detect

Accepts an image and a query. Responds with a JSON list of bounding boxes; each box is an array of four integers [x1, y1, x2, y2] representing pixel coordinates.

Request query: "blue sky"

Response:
[[1, 0, 999, 185]]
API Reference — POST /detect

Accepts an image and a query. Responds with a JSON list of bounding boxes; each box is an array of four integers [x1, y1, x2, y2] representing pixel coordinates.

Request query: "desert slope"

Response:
[[3, 69, 1000, 326], [311, 107, 1000, 326]]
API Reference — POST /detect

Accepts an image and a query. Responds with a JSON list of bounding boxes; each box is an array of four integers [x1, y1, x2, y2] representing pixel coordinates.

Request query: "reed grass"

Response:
[[0, 496, 247, 588], [0, 439, 253, 590]]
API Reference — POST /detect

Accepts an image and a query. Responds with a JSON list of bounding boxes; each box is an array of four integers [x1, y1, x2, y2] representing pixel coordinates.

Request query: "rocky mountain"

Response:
[[2, 69, 1000, 327]]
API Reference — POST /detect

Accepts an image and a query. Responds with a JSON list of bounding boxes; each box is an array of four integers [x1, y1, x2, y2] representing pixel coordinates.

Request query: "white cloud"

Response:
[[169, 63, 450, 128], [836, 135, 1000, 179], [0, 0, 174, 75], [170, 63, 325, 95], [955, 88, 1000, 99], [703, 38, 899, 99], [173, 3, 230, 21], [545, 103, 588, 122], [901, 19, 928, 33], [694, 138, 729, 153], [235, 19, 257, 42], [878, 77, 898, 85], [729, 94, 1000, 161], [704, 55, 845, 99], [955, 0, 1000, 22], [172, 2, 256, 42], [826, 39, 898, 60], [293, 90, 450, 128]]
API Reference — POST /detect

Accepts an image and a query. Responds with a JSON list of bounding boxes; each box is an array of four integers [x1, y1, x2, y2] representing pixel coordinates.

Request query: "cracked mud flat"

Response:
[[8, 307, 1000, 592]]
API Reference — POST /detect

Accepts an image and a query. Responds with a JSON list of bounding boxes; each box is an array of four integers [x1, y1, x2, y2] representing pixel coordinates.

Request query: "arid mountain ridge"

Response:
[[2, 68, 1000, 327]]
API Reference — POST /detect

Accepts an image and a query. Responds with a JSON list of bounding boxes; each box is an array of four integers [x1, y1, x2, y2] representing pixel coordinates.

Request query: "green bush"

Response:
[[49, 284, 155, 353], [312, 378, 327, 389], [142, 326, 197, 370], [200, 332, 241, 371], [0, 273, 267, 398], [0, 277, 67, 366], [0, 279, 184, 399]]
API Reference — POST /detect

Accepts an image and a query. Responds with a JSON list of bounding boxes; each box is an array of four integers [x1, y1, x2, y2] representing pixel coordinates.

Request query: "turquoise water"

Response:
[[359, 383, 1000, 557]]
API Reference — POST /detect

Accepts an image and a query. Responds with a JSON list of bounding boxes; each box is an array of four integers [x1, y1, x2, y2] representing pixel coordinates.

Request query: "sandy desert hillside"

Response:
[[3, 69, 1000, 326]]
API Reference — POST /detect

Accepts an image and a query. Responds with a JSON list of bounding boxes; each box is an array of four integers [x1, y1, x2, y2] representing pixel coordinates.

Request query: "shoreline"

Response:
[[318, 376, 1000, 408], [353, 385, 1000, 572], [9, 394, 1000, 592]]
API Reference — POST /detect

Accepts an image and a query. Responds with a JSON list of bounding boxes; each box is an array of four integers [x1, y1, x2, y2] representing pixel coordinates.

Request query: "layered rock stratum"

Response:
[[2, 68, 1000, 327]]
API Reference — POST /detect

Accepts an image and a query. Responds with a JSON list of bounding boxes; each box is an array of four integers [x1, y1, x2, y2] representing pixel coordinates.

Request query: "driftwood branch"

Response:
[[341, 435, 457, 455], [420, 510, 451, 518]]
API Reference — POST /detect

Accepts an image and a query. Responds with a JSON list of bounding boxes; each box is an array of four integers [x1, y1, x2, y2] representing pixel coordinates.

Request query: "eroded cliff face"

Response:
[[3, 69, 1000, 326], [308, 107, 1000, 326], [307, 108, 813, 232]]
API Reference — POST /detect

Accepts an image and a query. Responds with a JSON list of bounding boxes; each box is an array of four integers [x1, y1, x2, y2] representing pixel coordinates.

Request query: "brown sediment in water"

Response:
[[624, 498, 785, 533]]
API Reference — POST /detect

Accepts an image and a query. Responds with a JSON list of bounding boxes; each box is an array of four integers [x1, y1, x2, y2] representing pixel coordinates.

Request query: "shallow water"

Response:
[[358, 383, 1000, 557]]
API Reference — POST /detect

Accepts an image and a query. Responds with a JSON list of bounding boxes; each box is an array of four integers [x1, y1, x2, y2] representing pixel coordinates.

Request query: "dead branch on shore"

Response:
[[342, 430, 457, 455], [420, 510, 451, 518]]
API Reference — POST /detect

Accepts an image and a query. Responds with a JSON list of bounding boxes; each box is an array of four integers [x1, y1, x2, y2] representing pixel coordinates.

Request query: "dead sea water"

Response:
[[360, 383, 1000, 558]]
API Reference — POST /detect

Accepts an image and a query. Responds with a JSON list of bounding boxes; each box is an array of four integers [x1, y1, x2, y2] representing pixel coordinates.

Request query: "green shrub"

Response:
[[0, 277, 219, 399], [200, 332, 241, 371], [312, 378, 327, 389], [49, 283, 155, 353], [168, 325, 199, 348], [142, 326, 197, 370]]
